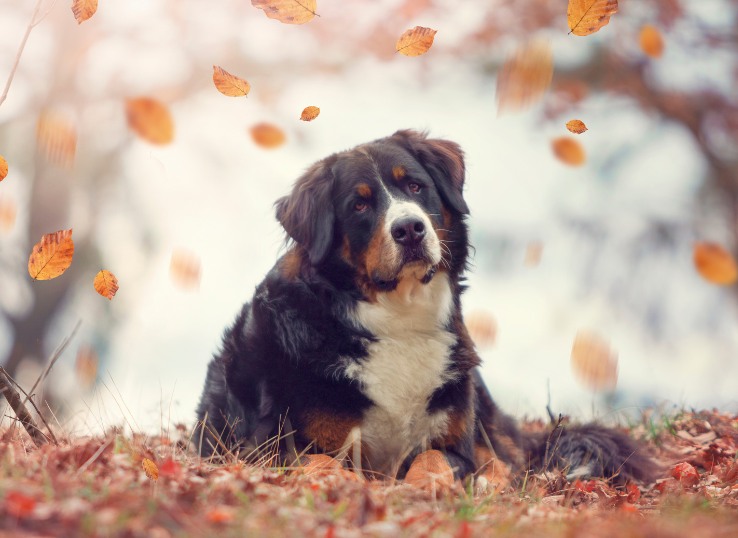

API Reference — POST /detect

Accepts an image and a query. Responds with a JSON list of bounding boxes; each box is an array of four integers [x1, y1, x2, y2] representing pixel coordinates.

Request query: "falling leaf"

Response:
[[250, 122, 286, 149], [0, 155, 7, 181], [93, 269, 119, 300], [0, 197, 15, 233], [251, 0, 317, 25], [639, 25, 665, 58], [395, 26, 437, 57], [570, 330, 618, 392], [465, 311, 497, 348], [5, 491, 36, 518], [693, 242, 738, 285], [496, 39, 553, 114], [71, 0, 98, 24], [142, 458, 159, 481], [567, 0, 618, 36], [170, 249, 201, 290], [300, 106, 320, 121], [212, 66, 251, 97], [566, 119, 588, 134], [75, 345, 98, 388], [36, 112, 77, 168], [125, 98, 174, 145], [551, 136, 586, 166], [28, 229, 75, 281], [524, 241, 544, 266]]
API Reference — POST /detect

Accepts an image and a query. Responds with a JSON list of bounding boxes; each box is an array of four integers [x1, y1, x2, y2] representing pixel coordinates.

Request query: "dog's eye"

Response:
[[354, 201, 368, 213], [408, 182, 422, 194]]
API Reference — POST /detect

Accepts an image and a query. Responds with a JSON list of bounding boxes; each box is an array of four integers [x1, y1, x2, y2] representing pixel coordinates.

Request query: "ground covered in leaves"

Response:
[[1, 410, 737, 537]]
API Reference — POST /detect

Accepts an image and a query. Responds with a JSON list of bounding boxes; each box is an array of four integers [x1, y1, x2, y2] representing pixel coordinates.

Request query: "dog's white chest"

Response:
[[347, 273, 457, 474]]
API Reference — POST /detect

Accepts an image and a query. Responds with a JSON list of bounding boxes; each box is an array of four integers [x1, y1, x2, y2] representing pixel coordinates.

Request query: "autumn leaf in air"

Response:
[[551, 136, 586, 166], [496, 39, 553, 114], [0, 197, 16, 232], [524, 241, 544, 266], [464, 310, 497, 348], [28, 229, 74, 281], [94, 269, 119, 300], [250, 122, 286, 149], [251, 0, 317, 25], [0, 155, 7, 181], [693, 241, 738, 285], [71, 0, 98, 24], [37, 112, 77, 168], [142, 458, 159, 481], [212, 66, 251, 97], [570, 330, 618, 392], [639, 25, 665, 58], [567, 0, 618, 36], [125, 98, 174, 145], [300, 106, 320, 121], [75, 345, 98, 389], [566, 119, 588, 134], [396, 26, 437, 57], [170, 249, 201, 290]]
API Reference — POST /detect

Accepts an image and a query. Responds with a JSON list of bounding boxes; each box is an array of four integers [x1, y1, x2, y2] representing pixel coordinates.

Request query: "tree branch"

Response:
[[0, 367, 48, 447], [0, 0, 45, 109]]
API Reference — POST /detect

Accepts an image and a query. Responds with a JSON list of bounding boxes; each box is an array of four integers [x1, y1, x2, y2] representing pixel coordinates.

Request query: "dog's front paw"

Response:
[[404, 450, 455, 495]]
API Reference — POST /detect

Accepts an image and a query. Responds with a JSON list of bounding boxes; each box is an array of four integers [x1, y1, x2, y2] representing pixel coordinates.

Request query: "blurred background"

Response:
[[1, 0, 737, 435]]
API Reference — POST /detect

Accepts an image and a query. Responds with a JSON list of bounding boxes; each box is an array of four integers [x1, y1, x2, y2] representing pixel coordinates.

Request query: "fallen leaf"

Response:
[[693, 242, 738, 285], [639, 25, 665, 58], [404, 450, 455, 493], [0, 155, 7, 181], [142, 458, 159, 481], [300, 106, 320, 121], [567, 0, 619, 36], [250, 122, 286, 149], [396, 26, 437, 57], [626, 483, 641, 503], [125, 98, 174, 145], [301, 454, 342, 475], [551, 136, 586, 166], [206, 507, 235, 524], [251, 0, 317, 25], [496, 39, 553, 114], [672, 462, 700, 487], [93, 269, 119, 300], [170, 249, 201, 290], [5, 491, 36, 518], [570, 330, 618, 391], [75, 345, 98, 388], [36, 112, 77, 168], [524, 241, 544, 266], [159, 458, 182, 477], [464, 311, 497, 348], [28, 229, 75, 281], [0, 197, 16, 232], [566, 119, 588, 134], [212, 66, 251, 97], [71, 0, 98, 24]]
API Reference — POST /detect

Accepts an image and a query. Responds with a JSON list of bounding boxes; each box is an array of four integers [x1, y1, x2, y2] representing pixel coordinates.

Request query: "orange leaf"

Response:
[[93, 269, 119, 300], [75, 345, 98, 388], [404, 450, 454, 492], [693, 242, 738, 285], [125, 97, 174, 145], [0, 197, 16, 233], [71, 0, 98, 24], [551, 136, 586, 166], [300, 106, 320, 122], [159, 458, 182, 477], [142, 458, 159, 481], [464, 310, 497, 348], [0, 155, 7, 181], [496, 39, 553, 114], [250, 122, 286, 149], [567, 0, 618, 36], [566, 119, 588, 134], [206, 507, 235, 524], [170, 249, 201, 290], [524, 241, 544, 266], [36, 111, 77, 168], [28, 229, 74, 281], [251, 0, 317, 25], [671, 462, 699, 487], [639, 25, 665, 58], [570, 330, 618, 392], [5, 491, 36, 518], [212, 66, 251, 97], [396, 26, 437, 57]]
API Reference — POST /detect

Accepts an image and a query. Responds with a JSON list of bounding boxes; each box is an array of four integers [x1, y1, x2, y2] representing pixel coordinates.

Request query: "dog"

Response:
[[195, 129, 656, 485]]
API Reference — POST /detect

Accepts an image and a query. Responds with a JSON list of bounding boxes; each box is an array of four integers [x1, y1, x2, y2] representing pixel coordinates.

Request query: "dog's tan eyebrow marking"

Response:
[[392, 165, 406, 181], [357, 183, 372, 198]]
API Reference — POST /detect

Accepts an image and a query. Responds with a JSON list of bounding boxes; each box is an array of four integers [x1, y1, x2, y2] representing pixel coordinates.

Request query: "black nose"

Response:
[[391, 217, 426, 246]]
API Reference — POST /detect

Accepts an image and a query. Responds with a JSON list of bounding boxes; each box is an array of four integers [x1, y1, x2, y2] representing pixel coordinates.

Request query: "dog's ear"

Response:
[[391, 129, 469, 215], [275, 161, 335, 266]]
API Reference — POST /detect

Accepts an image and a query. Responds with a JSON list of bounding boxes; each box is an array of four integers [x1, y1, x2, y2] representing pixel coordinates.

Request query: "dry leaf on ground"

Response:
[[251, 0, 317, 25], [566, 119, 588, 134], [125, 98, 174, 145], [300, 106, 320, 121], [693, 242, 738, 285], [37, 112, 77, 168], [551, 136, 586, 166], [72, 0, 98, 24], [250, 123, 286, 149], [640, 25, 665, 58], [496, 40, 553, 114], [0, 155, 7, 181], [396, 26, 437, 57], [170, 249, 201, 290], [212, 66, 251, 97], [93, 270, 119, 300], [404, 450, 455, 493], [28, 229, 75, 281], [570, 330, 618, 391], [567, 0, 619, 36]]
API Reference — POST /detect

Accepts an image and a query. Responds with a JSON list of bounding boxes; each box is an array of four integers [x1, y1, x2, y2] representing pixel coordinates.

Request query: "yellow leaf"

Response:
[[142, 458, 159, 481], [567, 0, 618, 37], [551, 136, 586, 166], [251, 0, 317, 25], [300, 106, 320, 122], [0, 197, 16, 233], [75, 345, 98, 389], [170, 249, 201, 291], [464, 310, 497, 348], [212, 66, 251, 97], [28, 229, 74, 281], [93, 269, 119, 300], [125, 98, 174, 145], [37, 111, 77, 168], [496, 40, 553, 114], [250, 122, 286, 149], [570, 330, 618, 392], [565, 119, 588, 134], [0, 155, 7, 181], [71, 0, 98, 24], [639, 25, 665, 58], [693, 242, 738, 285], [395, 26, 437, 57]]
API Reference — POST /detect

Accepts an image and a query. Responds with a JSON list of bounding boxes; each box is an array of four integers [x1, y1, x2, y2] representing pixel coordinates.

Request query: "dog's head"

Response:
[[275, 130, 469, 296]]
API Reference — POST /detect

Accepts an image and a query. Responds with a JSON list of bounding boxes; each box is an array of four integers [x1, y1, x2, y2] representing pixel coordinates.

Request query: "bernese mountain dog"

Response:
[[196, 129, 655, 485]]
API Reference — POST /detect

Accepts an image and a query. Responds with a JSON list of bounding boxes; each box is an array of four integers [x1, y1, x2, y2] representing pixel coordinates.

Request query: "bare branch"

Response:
[[0, 367, 48, 447], [0, 0, 46, 109]]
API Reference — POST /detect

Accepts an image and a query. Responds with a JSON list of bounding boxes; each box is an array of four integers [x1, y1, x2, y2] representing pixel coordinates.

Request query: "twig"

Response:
[[542, 414, 565, 473], [545, 378, 556, 425], [0, 367, 48, 447], [1, 368, 58, 445], [0, 0, 45, 108]]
